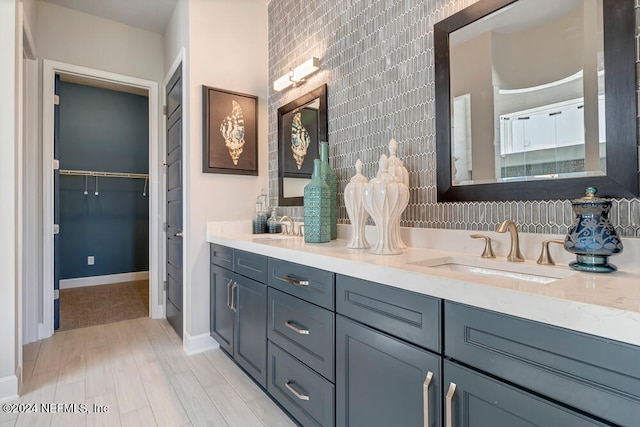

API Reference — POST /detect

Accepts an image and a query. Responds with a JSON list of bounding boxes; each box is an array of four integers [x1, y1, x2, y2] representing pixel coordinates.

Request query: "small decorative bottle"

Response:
[[304, 159, 331, 243], [344, 159, 370, 249], [252, 196, 267, 234], [267, 207, 282, 234], [319, 141, 337, 240], [564, 187, 623, 272]]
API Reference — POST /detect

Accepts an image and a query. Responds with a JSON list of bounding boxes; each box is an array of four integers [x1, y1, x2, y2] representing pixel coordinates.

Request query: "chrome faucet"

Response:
[[496, 220, 524, 262]]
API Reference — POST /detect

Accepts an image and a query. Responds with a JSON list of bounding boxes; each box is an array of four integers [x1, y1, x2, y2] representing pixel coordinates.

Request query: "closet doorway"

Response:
[[56, 74, 150, 331], [42, 60, 162, 339]]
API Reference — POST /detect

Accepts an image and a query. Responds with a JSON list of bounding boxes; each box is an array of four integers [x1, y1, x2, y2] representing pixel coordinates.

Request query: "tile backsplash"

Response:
[[268, 0, 640, 238]]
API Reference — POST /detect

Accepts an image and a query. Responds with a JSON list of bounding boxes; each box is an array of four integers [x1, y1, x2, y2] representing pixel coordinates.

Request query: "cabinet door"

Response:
[[210, 265, 235, 354], [235, 275, 267, 387], [336, 315, 441, 427], [443, 361, 608, 427]]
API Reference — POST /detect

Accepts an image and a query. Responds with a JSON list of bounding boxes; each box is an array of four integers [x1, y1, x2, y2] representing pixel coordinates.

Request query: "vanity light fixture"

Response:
[[273, 57, 320, 91]]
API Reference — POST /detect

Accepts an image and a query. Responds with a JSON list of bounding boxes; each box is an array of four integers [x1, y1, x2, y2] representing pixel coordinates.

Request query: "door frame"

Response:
[[42, 59, 162, 339], [163, 49, 188, 340]]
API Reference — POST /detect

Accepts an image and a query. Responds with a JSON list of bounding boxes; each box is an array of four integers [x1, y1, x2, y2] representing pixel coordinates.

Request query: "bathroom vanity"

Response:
[[207, 227, 640, 427]]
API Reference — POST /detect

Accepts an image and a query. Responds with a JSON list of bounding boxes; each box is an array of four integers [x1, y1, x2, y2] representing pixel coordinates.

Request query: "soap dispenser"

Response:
[[252, 191, 268, 234], [267, 207, 282, 234]]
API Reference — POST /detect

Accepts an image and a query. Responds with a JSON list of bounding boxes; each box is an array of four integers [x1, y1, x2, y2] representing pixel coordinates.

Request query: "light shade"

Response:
[[273, 57, 320, 92]]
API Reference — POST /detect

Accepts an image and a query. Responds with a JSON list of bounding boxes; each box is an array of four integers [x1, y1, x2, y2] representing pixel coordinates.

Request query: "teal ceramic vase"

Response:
[[304, 159, 331, 243], [319, 142, 337, 239]]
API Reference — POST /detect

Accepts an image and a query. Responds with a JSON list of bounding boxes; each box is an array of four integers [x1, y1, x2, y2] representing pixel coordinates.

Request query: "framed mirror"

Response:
[[277, 84, 328, 206], [435, 0, 638, 201]]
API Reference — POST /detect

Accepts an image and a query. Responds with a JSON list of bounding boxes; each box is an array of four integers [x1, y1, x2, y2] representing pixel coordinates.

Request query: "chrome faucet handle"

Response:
[[470, 234, 496, 258], [537, 239, 565, 265], [296, 224, 305, 237]]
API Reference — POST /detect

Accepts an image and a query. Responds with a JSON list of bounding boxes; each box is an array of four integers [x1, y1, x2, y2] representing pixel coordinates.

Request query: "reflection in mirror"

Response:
[[277, 85, 328, 206], [435, 0, 638, 201], [450, 0, 604, 186]]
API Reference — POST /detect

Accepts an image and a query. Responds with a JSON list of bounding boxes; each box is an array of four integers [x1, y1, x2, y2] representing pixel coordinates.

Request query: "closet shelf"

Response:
[[60, 169, 149, 179]]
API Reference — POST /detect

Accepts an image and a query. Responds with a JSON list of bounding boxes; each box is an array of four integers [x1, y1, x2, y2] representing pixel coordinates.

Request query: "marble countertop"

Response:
[[206, 223, 640, 347]]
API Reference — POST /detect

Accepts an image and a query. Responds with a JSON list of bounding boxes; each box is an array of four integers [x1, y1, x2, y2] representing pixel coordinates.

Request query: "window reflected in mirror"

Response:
[[449, 0, 605, 186]]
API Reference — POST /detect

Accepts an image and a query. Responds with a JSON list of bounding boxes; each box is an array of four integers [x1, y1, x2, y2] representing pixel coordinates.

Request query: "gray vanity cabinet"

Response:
[[335, 275, 442, 427], [210, 264, 235, 354], [336, 316, 441, 427], [443, 361, 608, 427], [266, 259, 336, 427], [444, 301, 640, 427], [210, 244, 268, 387]]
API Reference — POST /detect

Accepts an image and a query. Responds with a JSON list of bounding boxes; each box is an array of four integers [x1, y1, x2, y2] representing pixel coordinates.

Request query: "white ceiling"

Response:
[[43, 0, 271, 34], [43, 0, 180, 34]]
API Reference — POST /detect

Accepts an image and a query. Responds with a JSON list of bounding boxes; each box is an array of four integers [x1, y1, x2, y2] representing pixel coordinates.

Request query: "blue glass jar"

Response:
[[304, 159, 331, 243], [564, 187, 623, 272]]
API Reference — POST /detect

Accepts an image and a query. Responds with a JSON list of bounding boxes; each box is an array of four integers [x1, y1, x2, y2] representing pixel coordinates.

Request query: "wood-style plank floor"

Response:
[[2, 318, 296, 427]]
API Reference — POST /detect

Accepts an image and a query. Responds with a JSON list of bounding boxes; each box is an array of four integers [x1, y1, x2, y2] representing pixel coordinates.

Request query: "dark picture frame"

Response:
[[277, 84, 328, 206], [434, 0, 638, 201], [202, 86, 258, 175]]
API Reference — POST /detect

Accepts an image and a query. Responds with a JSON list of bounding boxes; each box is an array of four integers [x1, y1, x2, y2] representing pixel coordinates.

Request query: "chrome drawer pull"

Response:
[[285, 321, 310, 335], [445, 382, 457, 427], [285, 380, 310, 401], [230, 281, 237, 312], [423, 371, 433, 427], [283, 275, 309, 287], [226, 279, 234, 309]]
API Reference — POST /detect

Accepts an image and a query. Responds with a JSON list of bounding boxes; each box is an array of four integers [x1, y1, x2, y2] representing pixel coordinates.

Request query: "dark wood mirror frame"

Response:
[[435, 0, 638, 202], [277, 84, 328, 207]]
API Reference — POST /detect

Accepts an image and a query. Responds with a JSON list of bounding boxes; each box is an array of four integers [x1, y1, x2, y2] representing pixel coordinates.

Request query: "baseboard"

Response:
[[59, 271, 149, 289], [183, 331, 219, 355], [0, 374, 19, 403]]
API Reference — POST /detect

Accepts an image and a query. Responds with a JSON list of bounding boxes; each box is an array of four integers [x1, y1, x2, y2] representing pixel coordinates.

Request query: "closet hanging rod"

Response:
[[59, 169, 149, 179]]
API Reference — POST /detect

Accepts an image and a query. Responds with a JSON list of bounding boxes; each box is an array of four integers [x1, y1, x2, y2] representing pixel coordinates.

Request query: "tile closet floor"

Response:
[[2, 318, 296, 427]]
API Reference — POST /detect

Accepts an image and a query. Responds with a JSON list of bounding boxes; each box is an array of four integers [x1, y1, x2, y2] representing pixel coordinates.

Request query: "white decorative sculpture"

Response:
[[344, 159, 370, 249], [362, 154, 409, 255], [387, 138, 410, 249]]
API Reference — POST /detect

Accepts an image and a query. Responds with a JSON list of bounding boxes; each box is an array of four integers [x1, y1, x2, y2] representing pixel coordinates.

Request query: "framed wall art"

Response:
[[203, 86, 258, 175]]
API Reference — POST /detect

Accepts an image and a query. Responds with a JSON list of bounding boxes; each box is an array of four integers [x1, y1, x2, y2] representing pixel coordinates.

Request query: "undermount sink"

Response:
[[408, 256, 575, 284]]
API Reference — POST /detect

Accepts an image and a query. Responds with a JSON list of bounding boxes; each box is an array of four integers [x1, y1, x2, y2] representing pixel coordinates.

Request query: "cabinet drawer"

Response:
[[210, 243, 233, 270], [234, 249, 267, 283], [445, 301, 640, 427], [268, 259, 334, 309], [336, 275, 441, 352], [268, 341, 335, 427], [268, 288, 335, 381], [444, 360, 608, 427]]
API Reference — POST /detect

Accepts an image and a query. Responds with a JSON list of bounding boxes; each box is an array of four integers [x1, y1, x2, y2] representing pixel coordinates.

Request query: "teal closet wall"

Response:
[[59, 81, 149, 279]]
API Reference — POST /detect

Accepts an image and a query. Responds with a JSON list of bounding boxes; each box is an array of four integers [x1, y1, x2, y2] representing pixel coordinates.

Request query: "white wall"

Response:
[[0, 0, 19, 402], [36, 1, 164, 83], [164, 0, 189, 74], [185, 0, 269, 336], [21, 0, 36, 39]]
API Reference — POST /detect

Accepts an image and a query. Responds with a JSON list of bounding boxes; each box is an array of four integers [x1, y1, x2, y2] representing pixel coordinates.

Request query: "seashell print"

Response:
[[220, 100, 245, 165], [291, 112, 311, 170]]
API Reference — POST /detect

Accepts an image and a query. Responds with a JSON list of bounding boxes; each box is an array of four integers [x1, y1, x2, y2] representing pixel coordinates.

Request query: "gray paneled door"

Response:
[[165, 65, 183, 338], [53, 74, 61, 330]]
